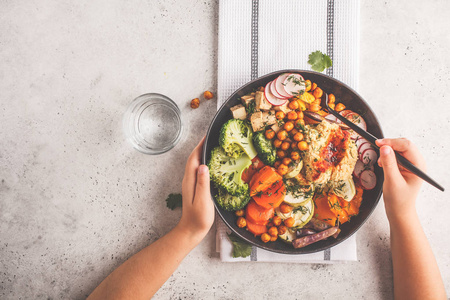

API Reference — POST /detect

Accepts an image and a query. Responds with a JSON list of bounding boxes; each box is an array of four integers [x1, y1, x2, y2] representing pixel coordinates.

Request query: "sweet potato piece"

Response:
[[313, 194, 337, 226]]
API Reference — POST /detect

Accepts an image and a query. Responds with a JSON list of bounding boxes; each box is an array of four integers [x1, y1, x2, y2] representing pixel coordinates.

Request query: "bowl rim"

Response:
[[202, 69, 384, 254]]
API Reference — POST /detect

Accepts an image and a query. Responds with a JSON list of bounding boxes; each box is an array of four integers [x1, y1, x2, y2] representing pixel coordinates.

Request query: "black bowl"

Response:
[[202, 69, 384, 254]]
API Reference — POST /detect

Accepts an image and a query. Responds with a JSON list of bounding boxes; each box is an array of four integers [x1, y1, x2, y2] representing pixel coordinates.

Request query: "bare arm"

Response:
[[376, 139, 446, 300], [88, 138, 215, 300]]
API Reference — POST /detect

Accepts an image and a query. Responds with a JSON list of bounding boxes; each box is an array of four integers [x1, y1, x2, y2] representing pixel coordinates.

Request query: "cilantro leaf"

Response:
[[308, 50, 333, 72], [165, 193, 182, 210], [227, 232, 252, 258]]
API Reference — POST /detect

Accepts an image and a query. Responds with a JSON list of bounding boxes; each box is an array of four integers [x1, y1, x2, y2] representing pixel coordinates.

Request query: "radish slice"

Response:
[[264, 82, 288, 106], [345, 112, 367, 131], [274, 74, 293, 98], [358, 142, 372, 158], [269, 80, 286, 99], [356, 137, 368, 149], [361, 148, 378, 166], [353, 160, 366, 178], [324, 114, 340, 123], [282, 73, 306, 97], [339, 110, 353, 117], [359, 170, 377, 190]]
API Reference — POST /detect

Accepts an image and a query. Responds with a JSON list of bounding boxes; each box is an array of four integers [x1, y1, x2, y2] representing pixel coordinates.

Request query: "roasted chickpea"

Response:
[[328, 103, 335, 110], [235, 209, 244, 217], [275, 111, 285, 120], [309, 103, 321, 112], [236, 217, 247, 228], [281, 141, 290, 151], [277, 163, 289, 176], [282, 157, 292, 166], [274, 160, 281, 169], [276, 150, 286, 158], [287, 111, 298, 120], [273, 139, 282, 148], [305, 80, 312, 92], [313, 87, 323, 99], [296, 110, 304, 119], [190, 98, 200, 109], [335, 103, 346, 112], [272, 216, 282, 226], [270, 235, 278, 242], [284, 121, 294, 132], [311, 82, 317, 91], [280, 203, 293, 214], [291, 151, 300, 160], [277, 130, 288, 141], [293, 132, 304, 142], [328, 94, 336, 103], [268, 226, 278, 237], [203, 91, 214, 100], [295, 119, 305, 128], [261, 233, 271, 243], [298, 141, 308, 151], [265, 129, 275, 140], [257, 86, 265, 92], [284, 217, 295, 228], [288, 100, 299, 110], [278, 225, 287, 235]]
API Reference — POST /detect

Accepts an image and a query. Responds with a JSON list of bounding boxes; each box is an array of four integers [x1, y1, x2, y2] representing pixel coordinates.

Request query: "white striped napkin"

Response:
[[216, 0, 360, 262]]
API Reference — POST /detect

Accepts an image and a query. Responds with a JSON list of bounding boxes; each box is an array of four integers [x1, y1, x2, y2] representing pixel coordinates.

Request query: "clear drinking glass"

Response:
[[123, 93, 183, 155]]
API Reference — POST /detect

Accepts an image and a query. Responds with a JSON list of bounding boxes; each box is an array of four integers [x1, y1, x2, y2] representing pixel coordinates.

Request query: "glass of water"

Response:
[[123, 93, 183, 155]]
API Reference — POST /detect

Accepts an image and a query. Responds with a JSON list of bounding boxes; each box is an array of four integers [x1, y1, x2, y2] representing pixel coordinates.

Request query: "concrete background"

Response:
[[1, 0, 449, 299]]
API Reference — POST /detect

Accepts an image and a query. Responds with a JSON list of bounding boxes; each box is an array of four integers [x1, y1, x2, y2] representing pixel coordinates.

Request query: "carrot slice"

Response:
[[344, 185, 364, 216], [246, 220, 268, 236], [328, 194, 349, 224], [249, 166, 282, 197], [242, 157, 265, 184], [245, 199, 274, 225], [313, 194, 337, 226], [252, 180, 285, 209]]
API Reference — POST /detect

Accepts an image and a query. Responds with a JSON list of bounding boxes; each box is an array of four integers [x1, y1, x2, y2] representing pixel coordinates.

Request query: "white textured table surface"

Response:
[[1, 1, 449, 299]]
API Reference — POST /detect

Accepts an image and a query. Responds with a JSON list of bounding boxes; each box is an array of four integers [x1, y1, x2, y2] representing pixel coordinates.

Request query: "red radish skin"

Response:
[[264, 82, 287, 106], [274, 74, 293, 98], [359, 169, 377, 190], [356, 137, 369, 149], [358, 142, 372, 159], [361, 148, 378, 166], [269, 80, 287, 99], [282, 73, 305, 96]]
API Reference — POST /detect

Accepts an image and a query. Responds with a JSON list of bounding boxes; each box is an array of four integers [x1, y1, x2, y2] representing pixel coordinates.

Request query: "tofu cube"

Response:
[[250, 111, 264, 132], [262, 110, 277, 126], [240, 95, 255, 107], [230, 104, 247, 120], [271, 122, 283, 133], [273, 101, 291, 114], [255, 91, 272, 111]]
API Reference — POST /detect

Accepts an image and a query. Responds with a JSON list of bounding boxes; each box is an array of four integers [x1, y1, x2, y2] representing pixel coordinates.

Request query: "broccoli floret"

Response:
[[214, 188, 250, 211], [208, 146, 252, 196], [252, 132, 276, 166], [219, 119, 257, 159]]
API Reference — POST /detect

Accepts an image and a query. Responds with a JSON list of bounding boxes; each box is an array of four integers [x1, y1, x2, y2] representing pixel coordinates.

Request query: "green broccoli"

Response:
[[214, 188, 250, 211], [219, 119, 257, 159], [208, 146, 252, 196], [252, 132, 276, 166]]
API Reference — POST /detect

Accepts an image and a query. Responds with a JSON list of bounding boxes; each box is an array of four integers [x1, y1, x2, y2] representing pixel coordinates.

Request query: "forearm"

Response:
[[88, 225, 205, 300], [389, 213, 446, 300]]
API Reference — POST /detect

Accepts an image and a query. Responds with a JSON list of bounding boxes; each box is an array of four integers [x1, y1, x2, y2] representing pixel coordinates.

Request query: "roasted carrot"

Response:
[[328, 194, 349, 224], [249, 166, 282, 197], [241, 157, 265, 184], [313, 194, 337, 226], [343, 185, 364, 216], [252, 180, 285, 209], [246, 220, 268, 236], [245, 199, 274, 225]]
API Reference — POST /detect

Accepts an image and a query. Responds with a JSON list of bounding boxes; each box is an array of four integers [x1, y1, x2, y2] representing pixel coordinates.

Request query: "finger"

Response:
[[378, 145, 405, 186], [376, 138, 426, 171], [193, 165, 211, 205], [182, 137, 206, 202]]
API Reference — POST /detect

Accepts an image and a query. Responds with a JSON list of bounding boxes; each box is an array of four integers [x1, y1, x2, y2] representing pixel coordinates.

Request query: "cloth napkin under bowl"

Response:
[[216, 0, 360, 262]]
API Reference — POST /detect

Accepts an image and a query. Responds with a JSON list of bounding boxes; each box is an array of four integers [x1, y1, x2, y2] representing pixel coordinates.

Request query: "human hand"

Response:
[[375, 138, 426, 222], [178, 137, 215, 241]]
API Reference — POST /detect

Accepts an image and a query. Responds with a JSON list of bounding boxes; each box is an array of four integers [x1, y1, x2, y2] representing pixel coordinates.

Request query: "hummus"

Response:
[[302, 121, 358, 185]]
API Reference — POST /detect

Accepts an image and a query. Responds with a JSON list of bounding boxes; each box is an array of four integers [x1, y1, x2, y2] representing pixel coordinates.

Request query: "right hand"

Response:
[[375, 138, 426, 222]]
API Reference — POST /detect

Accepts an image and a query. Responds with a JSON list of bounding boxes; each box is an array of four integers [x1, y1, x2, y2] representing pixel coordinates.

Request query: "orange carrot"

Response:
[[242, 157, 265, 184], [249, 166, 282, 197], [245, 199, 274, 225], [328, 194, 349, 224], [252, 180, 285, 209], [246, 220, 268, 236], [313, 194, 337, 226], [344, 185, 364, 216]]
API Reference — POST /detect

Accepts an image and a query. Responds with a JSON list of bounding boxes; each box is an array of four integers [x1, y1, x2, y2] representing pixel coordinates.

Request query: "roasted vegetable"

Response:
[[214, 188, 250, 211], [249, 166, 282, 197], [252, 131, 277, 166], [219, 119, 257, 159], [292, 226, 339, 249], [208, 146, 252, 196]]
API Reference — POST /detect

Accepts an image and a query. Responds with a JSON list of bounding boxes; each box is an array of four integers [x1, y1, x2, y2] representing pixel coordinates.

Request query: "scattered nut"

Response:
[[203, 91, 214, 100], [190, 98, 200, 109]]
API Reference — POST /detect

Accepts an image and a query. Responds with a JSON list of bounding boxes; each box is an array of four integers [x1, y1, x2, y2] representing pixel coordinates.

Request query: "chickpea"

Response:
[[190, 98, 200, 109], [313, 87, 323, 99], [266, 221, 274, 228], [328, 103, 335, 110], [277, 164, 289, 176], [295, 119, 305, 128], [293, 132, 304, 142], [272, 216, 282, 226], [309, 103, 321, 112], [312, 98, 321, 105], [284, 121, 294, 132], [291, 151, 300, 160], [261, 233, 271, 243], [273, 139, 282, 148], [335, 103, 346, 112], [257, 86, 265, 92], [288, 100, 299, 110], [268, 226, 278, 237], [328, 94, 336, 103], [296, 110, 304, 119], [274, 160, 281, 169], [236, 217, 247, 228], [277, 130, 288, 141], [287, 111, 298, 120], [311, 82, 317, 91], [203, 91, 214, 100], [270, 235, 278, 242], [235, 209, 244, 217], [276, 150, 286, 158], [284, 217, 295, 228], [298, 141, 308, 151], [282, 157, 292, 166], [281, 141, 290, 151], [280, 203, 293, 214], [278, 225, 287, 235], [305, 80, 312, 92], [265, 129, 275, 140], [275, 111, 285, 120]]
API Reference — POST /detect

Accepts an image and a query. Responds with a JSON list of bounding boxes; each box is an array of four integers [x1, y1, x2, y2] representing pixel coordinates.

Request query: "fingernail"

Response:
[[198, 165, 208, 174], [381, 146, 391, 156]]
